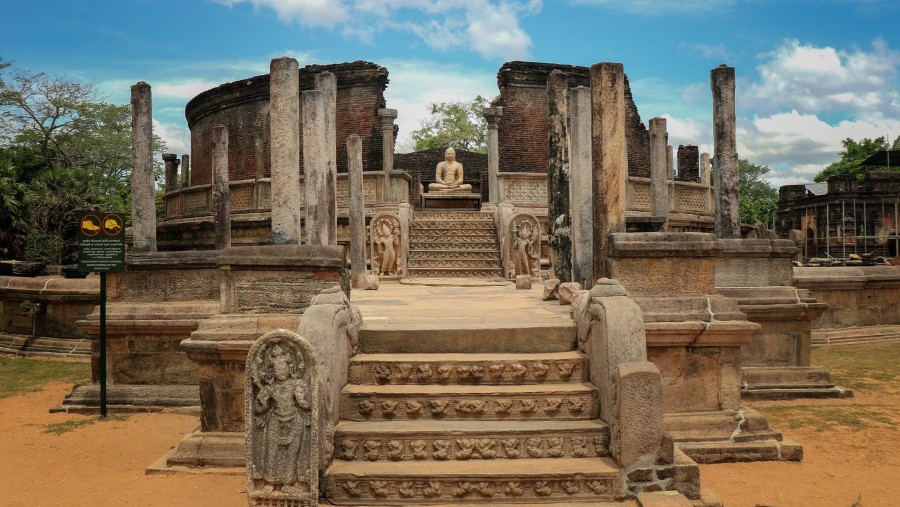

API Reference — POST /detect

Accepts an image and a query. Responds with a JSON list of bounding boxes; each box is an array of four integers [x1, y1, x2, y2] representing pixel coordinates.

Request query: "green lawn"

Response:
[[811, 342, 899, 391], [0, 355, 91, 399]]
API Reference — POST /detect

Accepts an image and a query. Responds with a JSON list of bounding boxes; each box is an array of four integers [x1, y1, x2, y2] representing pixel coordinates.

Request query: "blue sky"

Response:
[[3, 0, 899, 187]]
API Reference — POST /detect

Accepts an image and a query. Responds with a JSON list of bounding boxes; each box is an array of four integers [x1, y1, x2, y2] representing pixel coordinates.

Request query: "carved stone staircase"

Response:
[[322, 320, 624, 504], [406, 211, 504, 278]]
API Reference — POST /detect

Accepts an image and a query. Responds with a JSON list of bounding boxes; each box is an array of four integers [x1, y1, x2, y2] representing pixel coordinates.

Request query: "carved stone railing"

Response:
[[163, 172, 403, 220], [497, 172, 547, 207]]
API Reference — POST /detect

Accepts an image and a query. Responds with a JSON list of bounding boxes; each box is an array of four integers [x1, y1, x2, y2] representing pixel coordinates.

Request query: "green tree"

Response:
[[409, 95, 494, 153], [0, 60, 161, 263], [739, 159, 779, 228], [814, 136, 900, 182]]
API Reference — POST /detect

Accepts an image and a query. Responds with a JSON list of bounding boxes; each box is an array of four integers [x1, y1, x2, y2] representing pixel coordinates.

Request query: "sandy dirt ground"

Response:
[[0, 382, 897, 506]]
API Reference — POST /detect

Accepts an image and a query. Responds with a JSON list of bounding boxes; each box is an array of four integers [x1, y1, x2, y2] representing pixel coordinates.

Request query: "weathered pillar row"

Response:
[[483, 107, 503, 203], [130, 81, 156, 253], [316, 71, 337, 208], [212, 125, 231, 250], [712, 64, 740, 238], [649, 117, 669, 227], [590, 62, 627, 280], [378, 108, 398, 203], [269, 57, 302, 245], [666, 144, 674, 180], [569, 86, 593, 289], [547, 70, 572, 282], [303, 90, 336, 245], [347, 134, 367, 287]]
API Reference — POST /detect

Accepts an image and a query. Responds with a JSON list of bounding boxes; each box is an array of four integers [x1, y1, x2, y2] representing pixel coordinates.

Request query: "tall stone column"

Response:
[[315, 72, 337, 207], [666, 145, 674, 180], [649, 117, 669, 228], [130, 81, 156, 253], [347, 135, 367, 287], [377, 108, 398, 203], [180, 154, 191, 188], [712, 64, 740, 238], [590, 62, 627, 280], [163, 153, 180, 193], [483, 107, 503, 203], [547, 70, 572, 282], [303, 90, 336, 245], [700, 152, 711, 185], [269, 57, 302, 245], [569, 86, 593, 288], [212, 125, 231, 250]]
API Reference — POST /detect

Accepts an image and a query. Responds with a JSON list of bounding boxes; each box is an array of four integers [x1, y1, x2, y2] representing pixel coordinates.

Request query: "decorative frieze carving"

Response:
[[327, 477, 618, 502], [355, 359, 584, 385]]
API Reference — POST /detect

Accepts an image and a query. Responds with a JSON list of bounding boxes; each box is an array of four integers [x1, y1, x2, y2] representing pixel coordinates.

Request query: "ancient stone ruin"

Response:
[[1, 54, 894, 507]]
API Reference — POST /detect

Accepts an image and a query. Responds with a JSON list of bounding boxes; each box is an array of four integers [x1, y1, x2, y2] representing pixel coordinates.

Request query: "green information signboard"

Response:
[[78, 213, 125, 273]]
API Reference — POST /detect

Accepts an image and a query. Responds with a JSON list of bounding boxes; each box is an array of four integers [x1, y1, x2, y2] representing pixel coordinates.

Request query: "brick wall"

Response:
[[676, 145, 699, 182], [496, 61, 650, 177], [185, 61, 388, 186]]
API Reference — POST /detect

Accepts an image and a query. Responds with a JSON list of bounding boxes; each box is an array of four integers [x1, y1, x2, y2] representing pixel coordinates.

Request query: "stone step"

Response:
[[333, 419, 610, 462], [409, 233, 499, 243], [408, 250, 501, 260], [741, 367, 836, 389], [414, 211, 494, 221], [323, 457, 622, 504], [350, 352, 587, 385], [406, 268, 505, 278], [412, 221, 497, 230], [409, 241, 500, 251], [359, 322, 576, 354], [740, 386, 854, 400], [341, 383, 598, 422], [406, 262, 500, 271]]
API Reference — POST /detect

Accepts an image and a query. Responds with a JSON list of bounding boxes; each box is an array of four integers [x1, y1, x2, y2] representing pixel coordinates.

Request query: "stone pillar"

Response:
[[483, 107, 503, 203], [212, 125, 231, 250], [666, 145, 674, 180], [163, 153, 180, 193], [316, 71, 337, 207], [590, 62, 627, 280], [347, 134, 367, 287], [377, 108, 398, 203], [700, 152, 711, 185], [269, 57, 301, 245], [569, 86, 593, 289], [547, 70, 572, 282], [712, 64, 740, 238], [130, 81, 156, 253], [180, 154, 190, 188], [303, 90, 336, 245], [649, 117, 669, 227]]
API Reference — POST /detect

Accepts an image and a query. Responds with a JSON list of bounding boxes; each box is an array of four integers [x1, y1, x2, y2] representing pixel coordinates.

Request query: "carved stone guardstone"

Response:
[[246, 329, 319, 507], [369, 213, 404, 278], [508, 213, 542, 280]]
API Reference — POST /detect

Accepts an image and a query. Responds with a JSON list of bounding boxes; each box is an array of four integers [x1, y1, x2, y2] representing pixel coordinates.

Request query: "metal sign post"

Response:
[[77, 213, 126, 418]]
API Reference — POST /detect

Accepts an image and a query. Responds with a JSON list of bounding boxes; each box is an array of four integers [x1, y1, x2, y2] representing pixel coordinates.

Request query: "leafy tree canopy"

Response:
[[409, 95, 494, 154], [0, 58, 163, 263], [814, 136, 900, 182], [739, 159, 778, 228]]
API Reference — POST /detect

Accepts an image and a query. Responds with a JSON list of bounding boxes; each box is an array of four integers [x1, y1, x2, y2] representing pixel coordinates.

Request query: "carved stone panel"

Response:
[[369, 213, 404, 278], [507, 213, 542, 280], [246, 329, 319, 507]]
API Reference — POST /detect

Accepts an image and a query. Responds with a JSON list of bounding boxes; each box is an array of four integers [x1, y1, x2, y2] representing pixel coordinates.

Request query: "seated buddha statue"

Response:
[[428, 148, 472, 192]]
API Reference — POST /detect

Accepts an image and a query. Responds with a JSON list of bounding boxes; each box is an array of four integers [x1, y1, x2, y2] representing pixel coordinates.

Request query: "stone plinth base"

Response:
[[741, 366, 853, 400], [0, 333, 90, 357], [665, 409, 803, 463], [166, 429, 246, 468], [421, 192, 481, 210], [51, 383, 200, 414]]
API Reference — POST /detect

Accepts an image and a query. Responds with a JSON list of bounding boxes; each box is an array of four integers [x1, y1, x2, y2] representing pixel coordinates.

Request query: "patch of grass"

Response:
[[762, 404, 896, 431], [42, 414, 129, 435], [812, 342, 900, 392], [0, 356, 91, 399]]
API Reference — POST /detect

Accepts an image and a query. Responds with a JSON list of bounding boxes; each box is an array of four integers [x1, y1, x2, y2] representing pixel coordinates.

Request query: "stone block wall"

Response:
[[186, 61, 388, 185], [496, 61, 650, 178], [676, 145, 699, 182], [794, 266, 900, 330]]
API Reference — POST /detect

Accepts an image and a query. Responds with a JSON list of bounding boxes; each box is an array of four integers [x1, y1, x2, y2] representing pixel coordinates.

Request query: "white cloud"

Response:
[[154, 81, 219, 100], [678, 42, 732, 61], [570, 0, 736, 15], [214, 0, 349, 28], [748, 38, 900, 117], [381, 59, 497, 152], [153, 120, 190, 155], [214, 0, 538, 61]]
